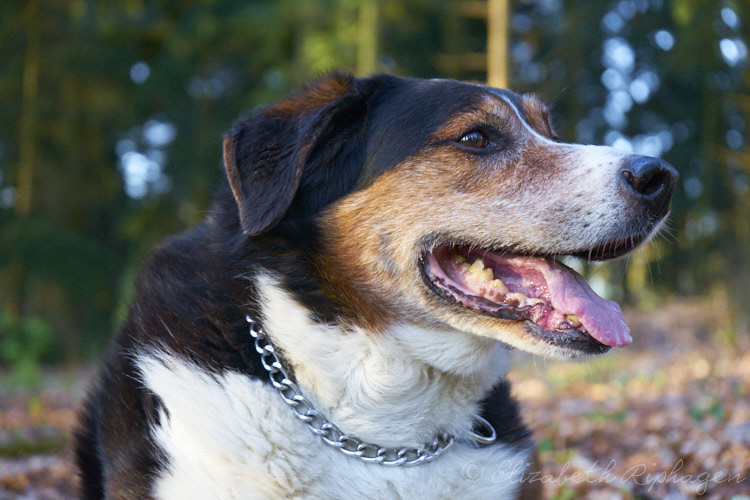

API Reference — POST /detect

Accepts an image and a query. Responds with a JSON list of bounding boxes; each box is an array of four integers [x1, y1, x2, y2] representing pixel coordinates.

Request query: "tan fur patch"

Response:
[[270, 74, 354, 119], [519, 94, 558, 140]]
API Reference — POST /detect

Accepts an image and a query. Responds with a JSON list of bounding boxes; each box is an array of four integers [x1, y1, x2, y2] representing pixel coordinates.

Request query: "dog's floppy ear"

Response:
[[223, 73, 369, 235]]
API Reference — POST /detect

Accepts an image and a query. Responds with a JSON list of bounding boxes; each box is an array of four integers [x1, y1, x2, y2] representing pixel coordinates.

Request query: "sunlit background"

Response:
[[1, 0, 748, 373]]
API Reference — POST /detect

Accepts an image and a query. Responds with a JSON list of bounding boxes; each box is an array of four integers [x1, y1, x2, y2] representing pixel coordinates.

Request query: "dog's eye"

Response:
[[458, 130, 489, 149]]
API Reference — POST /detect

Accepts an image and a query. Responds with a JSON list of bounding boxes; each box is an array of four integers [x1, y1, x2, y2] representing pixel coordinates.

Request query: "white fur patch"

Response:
[[136, 276, 532, 498], [138, 354, 531, 499], [256, 273, 509, 447]]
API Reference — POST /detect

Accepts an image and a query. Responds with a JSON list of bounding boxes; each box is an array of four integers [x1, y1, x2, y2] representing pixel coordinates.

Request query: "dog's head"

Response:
[[223, 73, 678, 360]]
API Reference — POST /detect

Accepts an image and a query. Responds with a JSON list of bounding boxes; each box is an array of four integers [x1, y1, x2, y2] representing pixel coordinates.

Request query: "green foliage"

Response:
[[0, 215, 120, 358], [538, 437, 556, 453], [0, 309, 57, 386], [0, 432, 67, 458], [550, 484, 578, 500], [688, 395, 727, 422]]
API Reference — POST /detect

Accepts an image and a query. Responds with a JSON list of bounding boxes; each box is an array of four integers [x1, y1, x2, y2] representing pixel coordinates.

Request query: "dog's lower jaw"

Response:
[[425, 304, 610, 361], [256, 273, 511, 449]]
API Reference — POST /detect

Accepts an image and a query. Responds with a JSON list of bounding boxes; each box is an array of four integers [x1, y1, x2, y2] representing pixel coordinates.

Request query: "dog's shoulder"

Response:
[[75, 222, 270, 498]]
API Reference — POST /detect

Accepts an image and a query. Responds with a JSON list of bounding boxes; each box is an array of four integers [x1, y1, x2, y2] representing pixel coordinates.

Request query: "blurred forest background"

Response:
[[1, 0, 748, 376], [1, 1, 750, 498]]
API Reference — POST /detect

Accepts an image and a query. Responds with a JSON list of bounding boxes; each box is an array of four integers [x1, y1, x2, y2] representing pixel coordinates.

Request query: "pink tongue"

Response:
[[528, 258, 632, 347]]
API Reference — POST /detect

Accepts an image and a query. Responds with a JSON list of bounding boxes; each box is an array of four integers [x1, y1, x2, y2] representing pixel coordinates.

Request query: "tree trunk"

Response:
[[10, 0, 42, 317], [16, 0, 42, 218], [487, 0, 509, 88], [356, 0, 378, 76]]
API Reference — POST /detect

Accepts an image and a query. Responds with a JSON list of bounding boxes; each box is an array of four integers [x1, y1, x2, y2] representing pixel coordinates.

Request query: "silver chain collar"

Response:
[[246, 315, 497, 467]]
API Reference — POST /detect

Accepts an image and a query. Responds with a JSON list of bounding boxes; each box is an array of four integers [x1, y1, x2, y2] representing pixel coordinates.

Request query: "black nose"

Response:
[[619, 155, 679, 217]]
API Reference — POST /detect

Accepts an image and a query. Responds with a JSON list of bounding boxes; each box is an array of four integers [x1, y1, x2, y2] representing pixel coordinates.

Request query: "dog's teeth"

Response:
[[566, 314, 581, 326], [467, 258, 495, 282], [488, 278, 508, 292], [453, 253, 467, 264], [479, 267, 494, 281], [468, 258, 485, 274], [459, 262, 470, 272], [527, 298, 546, 306]]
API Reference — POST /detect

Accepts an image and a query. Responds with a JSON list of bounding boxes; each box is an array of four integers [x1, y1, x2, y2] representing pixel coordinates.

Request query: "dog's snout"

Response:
[[619, 155, 679, 216]]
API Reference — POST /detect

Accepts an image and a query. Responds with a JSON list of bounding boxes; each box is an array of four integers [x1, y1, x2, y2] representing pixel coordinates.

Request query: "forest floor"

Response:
[[1, 298, 749, 499]]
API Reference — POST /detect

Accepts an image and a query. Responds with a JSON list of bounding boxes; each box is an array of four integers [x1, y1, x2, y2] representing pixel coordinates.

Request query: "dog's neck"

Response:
[[255, 273, 510, 448]]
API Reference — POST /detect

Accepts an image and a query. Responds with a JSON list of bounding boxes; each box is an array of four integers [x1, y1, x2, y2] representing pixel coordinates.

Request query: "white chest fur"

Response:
[[137, 353, 530, 499]]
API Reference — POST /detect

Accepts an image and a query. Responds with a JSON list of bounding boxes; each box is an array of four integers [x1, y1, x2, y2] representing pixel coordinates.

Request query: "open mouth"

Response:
[[421, 244, 633, 353]]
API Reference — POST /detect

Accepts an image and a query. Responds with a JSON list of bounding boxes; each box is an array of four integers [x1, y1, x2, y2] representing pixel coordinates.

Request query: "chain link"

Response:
[[246, 315, 456, 466]]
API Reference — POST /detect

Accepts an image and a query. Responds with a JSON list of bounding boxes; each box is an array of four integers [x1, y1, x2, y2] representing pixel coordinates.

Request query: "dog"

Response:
[[75, 73, 677, 499]]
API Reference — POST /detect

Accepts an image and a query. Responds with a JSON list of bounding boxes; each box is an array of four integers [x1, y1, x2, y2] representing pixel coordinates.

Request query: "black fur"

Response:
[[75, 74, 530, 498], [479, 380, 531, 446]]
